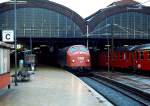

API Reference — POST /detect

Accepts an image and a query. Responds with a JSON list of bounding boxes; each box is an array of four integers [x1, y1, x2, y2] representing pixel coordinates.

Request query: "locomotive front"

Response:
[[66, 45, 91, 74]]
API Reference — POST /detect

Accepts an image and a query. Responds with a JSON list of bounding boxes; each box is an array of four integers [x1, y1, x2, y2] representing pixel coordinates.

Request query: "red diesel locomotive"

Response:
[[98, 44, 150, 72], [58, 45, 91, 74]]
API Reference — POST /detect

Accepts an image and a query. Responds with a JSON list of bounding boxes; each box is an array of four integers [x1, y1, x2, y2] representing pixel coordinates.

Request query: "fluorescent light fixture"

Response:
[[124, 45, 129, 47], [40, 45, 47, 47], [23, 50, 31, 52], [33, 47, 40, 50], [105, 45, 111, 47], [17, 44, 22, 49], [11, 44, 23, 49]]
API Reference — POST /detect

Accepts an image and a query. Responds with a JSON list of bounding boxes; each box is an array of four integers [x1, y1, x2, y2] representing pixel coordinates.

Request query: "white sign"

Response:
[[2, 30, 14, 42]]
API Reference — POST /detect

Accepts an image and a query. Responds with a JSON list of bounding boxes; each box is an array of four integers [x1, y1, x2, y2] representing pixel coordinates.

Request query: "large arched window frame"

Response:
[[91, 12, 150, 39], [0, 8, 83, 38]]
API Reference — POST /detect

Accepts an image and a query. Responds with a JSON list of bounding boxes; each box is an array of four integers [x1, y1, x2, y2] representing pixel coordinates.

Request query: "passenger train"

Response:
[[57, 45, 91, 74], [98, 44, 150, 72]]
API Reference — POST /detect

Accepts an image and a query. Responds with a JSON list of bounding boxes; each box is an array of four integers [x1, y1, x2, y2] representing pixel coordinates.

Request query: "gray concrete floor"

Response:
[[0, 67, 112, 106]]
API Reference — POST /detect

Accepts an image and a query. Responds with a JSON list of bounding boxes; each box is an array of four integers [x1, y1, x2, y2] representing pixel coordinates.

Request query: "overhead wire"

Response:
[[140, 0, 150, 5]]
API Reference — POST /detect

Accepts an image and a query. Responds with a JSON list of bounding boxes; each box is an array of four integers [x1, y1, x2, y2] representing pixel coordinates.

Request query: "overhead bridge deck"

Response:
[[0, 67, 112, 106]]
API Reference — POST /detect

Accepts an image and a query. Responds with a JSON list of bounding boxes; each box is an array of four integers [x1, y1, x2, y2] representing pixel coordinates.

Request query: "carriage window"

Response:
[[120, 52, 123, 59], [124, 53, 126, 60], [126, 52, 129, 60], [115, 53, 118, 59], [148, 51, 150, 59], [140, 52, 144, 59], [136, 52, 138, 59], [106, 53, 110, 59]]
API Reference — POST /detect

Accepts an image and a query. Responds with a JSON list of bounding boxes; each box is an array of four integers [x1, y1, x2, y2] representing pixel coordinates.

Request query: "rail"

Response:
[[91, 73, 150, 105]]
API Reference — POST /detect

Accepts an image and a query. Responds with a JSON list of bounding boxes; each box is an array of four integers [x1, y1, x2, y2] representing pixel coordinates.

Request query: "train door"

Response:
[[138, 51, 144, 70], [140, 50, 149, 71], [145, 51, 150, 71], [134, 51, 143, 70], [123, 52, 128, 68], [132, 51, 137, 70]]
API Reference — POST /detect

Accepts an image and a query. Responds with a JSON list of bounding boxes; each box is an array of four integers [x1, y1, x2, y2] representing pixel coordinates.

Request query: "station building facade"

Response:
[[0, 0, 86, 40], [0, 0, 150, 46], [87, 0, 150, 42]]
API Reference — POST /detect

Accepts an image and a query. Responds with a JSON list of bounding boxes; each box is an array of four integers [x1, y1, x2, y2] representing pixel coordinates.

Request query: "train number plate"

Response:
[[77, 57, 84, 60]]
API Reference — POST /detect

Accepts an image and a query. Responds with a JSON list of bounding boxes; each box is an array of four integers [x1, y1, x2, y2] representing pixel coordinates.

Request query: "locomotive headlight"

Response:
[[87, 59, 90, 62], [72, 59, 75, 63]]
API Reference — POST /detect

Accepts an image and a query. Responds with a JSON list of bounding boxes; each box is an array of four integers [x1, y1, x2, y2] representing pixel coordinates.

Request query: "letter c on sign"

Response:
[[6, 34, 10, 40]]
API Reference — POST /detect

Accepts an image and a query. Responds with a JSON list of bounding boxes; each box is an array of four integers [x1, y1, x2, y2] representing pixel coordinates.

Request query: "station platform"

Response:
[[0, 67, 113, 106]]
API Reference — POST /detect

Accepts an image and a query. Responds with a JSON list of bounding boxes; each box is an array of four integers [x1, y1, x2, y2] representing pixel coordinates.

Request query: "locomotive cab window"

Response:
[[140, 51, 144, 59], [69, 47, 78, 53], [79, 46, 88, 52]]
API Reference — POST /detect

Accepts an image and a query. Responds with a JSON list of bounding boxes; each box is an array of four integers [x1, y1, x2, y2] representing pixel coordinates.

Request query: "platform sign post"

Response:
[[2, 30, 14, 42], [86, 25, 89, 48], [110, 24, 115, 71], [14, 0, 18, 86]]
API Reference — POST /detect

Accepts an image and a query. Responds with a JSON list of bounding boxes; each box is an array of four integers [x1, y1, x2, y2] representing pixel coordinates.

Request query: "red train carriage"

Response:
[[98, 46, 136, 69], [111, 46, 136, 69], [0, 42, 11, 89], [133, 44, 150, 71], [98, 51, 110, 68], [98, 46, 136, 70], [58, 45, 91, 74], [98, 44, 150, 73]]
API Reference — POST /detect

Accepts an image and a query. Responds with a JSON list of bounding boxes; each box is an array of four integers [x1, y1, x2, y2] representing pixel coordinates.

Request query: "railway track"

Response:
[[80, 74, 150, 106]]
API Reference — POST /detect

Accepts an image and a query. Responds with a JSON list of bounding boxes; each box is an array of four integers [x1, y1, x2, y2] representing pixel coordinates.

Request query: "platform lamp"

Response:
[[14, 0, 17, 86], [103, 23, 114, 72], [11, 0, 27, 86], [86, 25, 89, 48], [105, 15, 110, 73], [87, 24, 112, 72], [101, 6, 115, 72]]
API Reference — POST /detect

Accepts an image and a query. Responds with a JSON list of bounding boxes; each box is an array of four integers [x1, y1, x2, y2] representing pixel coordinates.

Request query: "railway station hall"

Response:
[[0, 0, 150, 106]]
